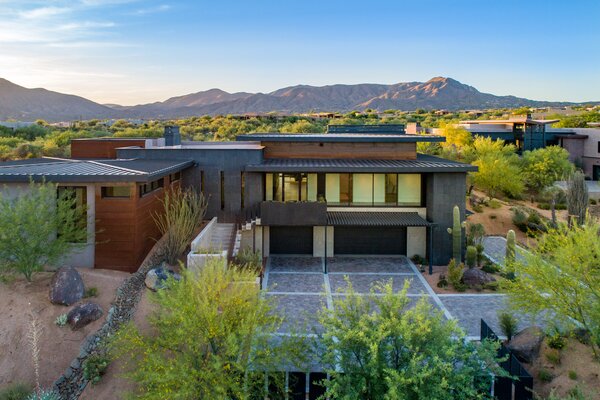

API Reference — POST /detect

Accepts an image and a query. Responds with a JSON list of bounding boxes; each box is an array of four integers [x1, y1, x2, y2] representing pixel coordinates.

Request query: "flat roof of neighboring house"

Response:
[[327, 211, 431, 227], [460, 118, 559, 125], [245, 154, 477, 173], [236, 133, 445, 143], [0, 157, 193, 183]]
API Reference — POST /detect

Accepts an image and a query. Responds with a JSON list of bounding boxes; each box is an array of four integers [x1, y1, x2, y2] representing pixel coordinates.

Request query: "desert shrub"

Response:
[[437, 274, 448, 288], [82, 353, 110, 385], [54, 314, 67, 327], [527, 210, 542, 225], [447, 259, 465, 291], [465, 245, 477, 268], [546, 349, 561, 365], [498, 312, 518, 340], [411, 254, 425, 265], [568, 370, 578, 380], [483, 281, 499, 291], [546, 386, 595, 400], [153, 187, 207, 265], [538, 369, 553, 382], [481, 261, 500, 274], [512, 208, 528, 232], [590, 199, 597, 205], [488, 198, 502, 209], [233, 248, 262, 275], [547, 334, 567, 350], [489, 214, 497, 219], [466, 223, 485, 246], [472, 204, 483, 213], [83, 287, 98, 298], [0, 384, 31, 400]]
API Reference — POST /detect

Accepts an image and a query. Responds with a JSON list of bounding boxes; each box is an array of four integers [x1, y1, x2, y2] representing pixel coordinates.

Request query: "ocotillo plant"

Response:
[[505, 229, 516, 264], [447, 205, 466, 262]]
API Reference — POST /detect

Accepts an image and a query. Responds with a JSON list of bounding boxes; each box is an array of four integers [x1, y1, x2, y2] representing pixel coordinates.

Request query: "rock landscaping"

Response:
[[67, 303, 103, 331], [507, 326, 545, 363], [49, 267, 85, 306], [144, 264, 181, 291]]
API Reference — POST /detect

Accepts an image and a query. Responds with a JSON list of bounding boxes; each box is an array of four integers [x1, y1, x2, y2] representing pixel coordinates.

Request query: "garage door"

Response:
[[334, 227, 407, 255], [270, 226, 313, 254]]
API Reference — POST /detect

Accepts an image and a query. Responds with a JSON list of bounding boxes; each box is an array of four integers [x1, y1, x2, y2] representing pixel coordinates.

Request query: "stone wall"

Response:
[[53, 239, 167, 399]]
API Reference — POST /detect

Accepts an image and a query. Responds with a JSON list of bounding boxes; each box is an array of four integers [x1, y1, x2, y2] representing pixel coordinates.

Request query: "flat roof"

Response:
[[461, 118, 559, 125], [0, 157, 194, 183], [245, 154, 477, 173], [327, 211, 431, 227], [130, 141, 264, 150], [236, 133, 444, 143]]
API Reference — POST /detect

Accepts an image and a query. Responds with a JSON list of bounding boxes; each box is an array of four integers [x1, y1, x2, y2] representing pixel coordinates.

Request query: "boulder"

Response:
[[462, 268, 496, 287], [145, 266, 181, 291], [49, 267, 85, 306], [506, 326, 545, 363], [67, 302, 103, 330]]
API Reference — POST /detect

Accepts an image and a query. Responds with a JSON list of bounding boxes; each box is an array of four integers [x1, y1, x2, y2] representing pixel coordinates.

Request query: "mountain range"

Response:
[[0, 77, 595, 122]]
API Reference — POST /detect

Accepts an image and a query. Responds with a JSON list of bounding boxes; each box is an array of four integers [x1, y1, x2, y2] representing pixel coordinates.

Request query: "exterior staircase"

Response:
[[209, 223, 236, 257]]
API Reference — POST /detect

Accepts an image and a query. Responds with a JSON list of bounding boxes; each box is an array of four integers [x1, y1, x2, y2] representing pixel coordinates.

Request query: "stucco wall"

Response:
[[313, 226, 334, 257], [1, 182, 95, 268]]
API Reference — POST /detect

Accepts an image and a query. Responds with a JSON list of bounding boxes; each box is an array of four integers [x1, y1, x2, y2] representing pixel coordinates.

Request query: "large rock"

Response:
[[67, 302, 103, 330], [506, 326, 545, 363], [145, 266, 181, 291], [462, 268, 496, 287], [49, 267, 85, 306]]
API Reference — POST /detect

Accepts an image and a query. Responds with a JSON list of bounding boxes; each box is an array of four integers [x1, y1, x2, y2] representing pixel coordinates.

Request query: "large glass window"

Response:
[[397, 174, 421, 205], [325, 174, 340, 203], [101, 186, 131, 198], [283, 174, 300, 201], [339, 173, 352, 204], [385, 174, 398, 204], [352, 174, 372, 205], [307, 173, 317, 201]]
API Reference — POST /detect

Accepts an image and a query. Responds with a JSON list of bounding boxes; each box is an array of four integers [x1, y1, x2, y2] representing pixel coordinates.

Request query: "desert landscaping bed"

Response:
[[0, 268, 130, 390]]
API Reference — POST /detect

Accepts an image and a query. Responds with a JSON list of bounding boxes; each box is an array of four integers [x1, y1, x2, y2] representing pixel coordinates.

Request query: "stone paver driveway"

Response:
[[264, 255, 533, 339], [264, 255, 446, 335]]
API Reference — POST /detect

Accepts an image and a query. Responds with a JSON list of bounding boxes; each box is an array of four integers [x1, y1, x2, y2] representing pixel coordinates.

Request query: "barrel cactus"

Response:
[[447, 205, 466, 262]]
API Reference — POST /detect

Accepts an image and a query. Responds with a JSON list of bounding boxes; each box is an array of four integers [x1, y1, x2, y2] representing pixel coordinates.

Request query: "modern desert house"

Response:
[[0, 124, 476, 272]]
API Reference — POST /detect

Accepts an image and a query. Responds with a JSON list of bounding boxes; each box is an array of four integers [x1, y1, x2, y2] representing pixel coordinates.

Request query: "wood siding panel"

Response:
[[71, 139, 147, 159], [262, 142, 417, 160]]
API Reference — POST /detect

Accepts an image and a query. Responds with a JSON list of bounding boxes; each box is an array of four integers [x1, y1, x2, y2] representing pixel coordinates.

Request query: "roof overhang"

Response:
[[327, 211, 431, 227]]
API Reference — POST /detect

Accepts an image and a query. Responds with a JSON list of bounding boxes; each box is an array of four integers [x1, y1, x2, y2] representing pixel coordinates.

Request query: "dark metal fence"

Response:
[[481, 319, 534, 400]]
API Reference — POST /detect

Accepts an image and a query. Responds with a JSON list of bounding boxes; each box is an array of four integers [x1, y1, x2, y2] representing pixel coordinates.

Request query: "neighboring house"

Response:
[[0, 124, 476, 271], [0, 155, 192, 272], [554, 127, 600, 179]]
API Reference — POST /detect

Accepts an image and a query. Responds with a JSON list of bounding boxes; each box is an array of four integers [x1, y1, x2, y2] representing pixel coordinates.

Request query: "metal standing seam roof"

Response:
[[0, 158, 194, 183], [245, 154, 477, 173], [327, 211, 431, 227]]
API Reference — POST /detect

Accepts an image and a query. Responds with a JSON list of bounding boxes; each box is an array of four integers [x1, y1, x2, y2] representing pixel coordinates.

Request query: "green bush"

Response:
[[437, 274, 448, 288], [410, 254, 425, 265], [545, 349, 561, 365], [465, 246, 477, 268], [498, 312, 518, 340], [234, 248, 263, 275], [538, 369, 553, 383], [488, 198, 502, 209], [82, 353, 110, 385], [527, 210, 542, 225], [472, 204, 483, 213], [512, 208, 528, 232], [548, 334, 567, 350], [590, 199, 597, 205], [0, 384, 31, 400], [483, 281, 499, 291], [447, 259, 464, 291], [83, 287, 98, 298], [481, 262, 500, 274], [568, 370, 578, 380]]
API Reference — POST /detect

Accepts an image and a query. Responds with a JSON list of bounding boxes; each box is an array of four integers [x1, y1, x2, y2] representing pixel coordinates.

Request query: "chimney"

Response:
[[164, 125, 181, 146]]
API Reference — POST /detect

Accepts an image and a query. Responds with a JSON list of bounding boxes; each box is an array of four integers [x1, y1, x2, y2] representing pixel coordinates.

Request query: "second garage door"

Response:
[[334, 227, 407, 255], [270, 226, 314, 254]]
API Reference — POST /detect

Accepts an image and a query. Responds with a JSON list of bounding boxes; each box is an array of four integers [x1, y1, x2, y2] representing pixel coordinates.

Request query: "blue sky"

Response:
[[0, 0, 598, 105]]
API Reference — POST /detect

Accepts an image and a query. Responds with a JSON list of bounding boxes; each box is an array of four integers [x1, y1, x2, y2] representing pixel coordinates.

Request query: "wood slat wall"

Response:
[[94, 178, 179, 272], [262, 141, 417, 160], [71, 139, 147, 159]]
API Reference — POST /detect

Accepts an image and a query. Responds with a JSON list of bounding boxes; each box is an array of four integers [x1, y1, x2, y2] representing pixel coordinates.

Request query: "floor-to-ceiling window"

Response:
[[325, 173, 421, 206]]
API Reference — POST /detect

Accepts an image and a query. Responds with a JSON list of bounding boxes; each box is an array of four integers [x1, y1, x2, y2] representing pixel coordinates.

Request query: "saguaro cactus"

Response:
[[447, 205, 465, 262], [505, 229, 516, 264]]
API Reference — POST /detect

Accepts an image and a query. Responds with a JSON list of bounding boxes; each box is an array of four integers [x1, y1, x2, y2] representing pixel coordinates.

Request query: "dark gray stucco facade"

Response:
[[116, 146, 265, 222], [425, 172, 467, 264]]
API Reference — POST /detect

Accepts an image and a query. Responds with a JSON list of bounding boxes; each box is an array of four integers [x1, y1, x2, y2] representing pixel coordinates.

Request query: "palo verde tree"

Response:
[[504, 218, 600, 358], [317, 280, 505, 399], [521, 146, 574, 192], [0, 181, 88, 281], [111, 259, 309, 399]]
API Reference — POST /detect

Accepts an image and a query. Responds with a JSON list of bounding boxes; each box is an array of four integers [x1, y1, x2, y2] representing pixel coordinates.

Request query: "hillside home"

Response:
[[0, 124, 476, 272]]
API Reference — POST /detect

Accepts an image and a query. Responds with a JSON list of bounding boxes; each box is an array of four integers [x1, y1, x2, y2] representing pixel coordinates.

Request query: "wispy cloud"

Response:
[[131, 4, 170, 15], [19, 6, 71, 19]]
